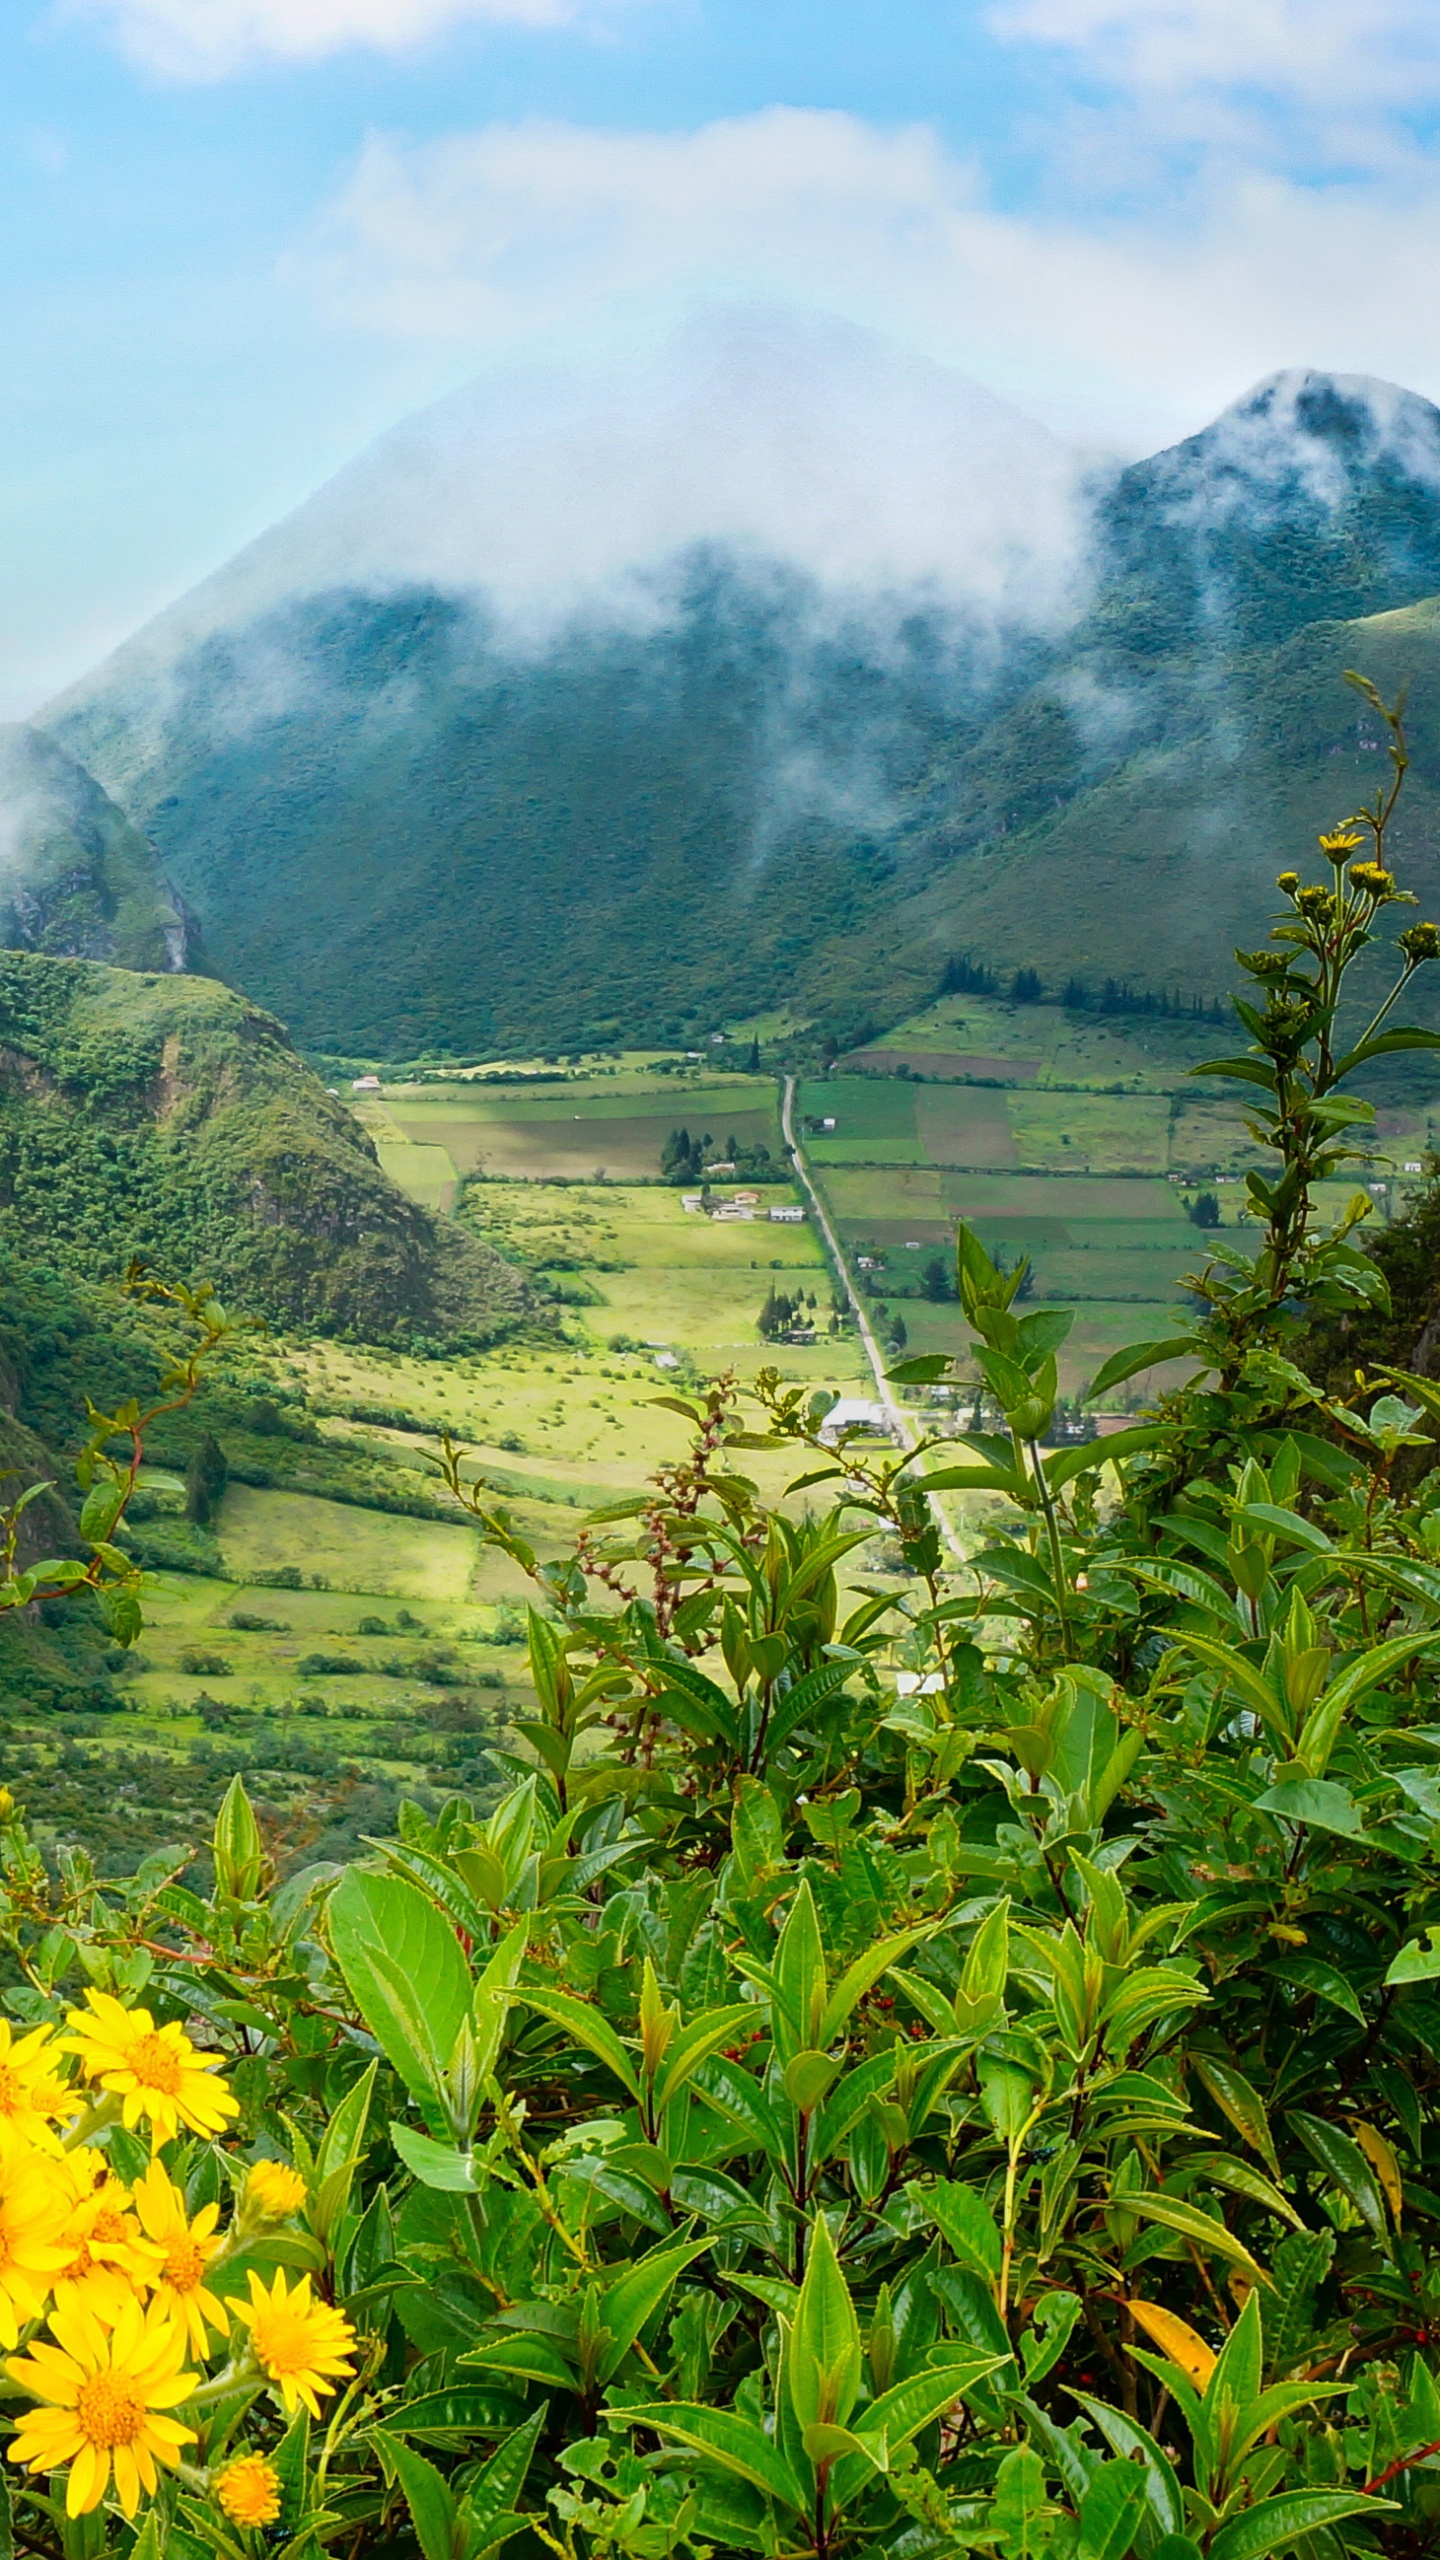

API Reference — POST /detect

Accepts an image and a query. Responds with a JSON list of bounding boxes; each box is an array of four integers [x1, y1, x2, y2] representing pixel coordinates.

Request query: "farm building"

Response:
[[819, 1398, 890, 1444]]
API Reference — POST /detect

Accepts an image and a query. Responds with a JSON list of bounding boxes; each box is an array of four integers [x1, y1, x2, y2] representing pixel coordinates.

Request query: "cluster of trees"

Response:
[[937, 947, 1226, 1021], [756, 1286, 818, 1339], [661, 1127, 776, 1183]]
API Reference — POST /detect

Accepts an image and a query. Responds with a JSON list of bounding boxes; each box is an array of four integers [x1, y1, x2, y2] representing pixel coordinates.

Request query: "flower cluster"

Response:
[[0, 1992, 356, 2523]]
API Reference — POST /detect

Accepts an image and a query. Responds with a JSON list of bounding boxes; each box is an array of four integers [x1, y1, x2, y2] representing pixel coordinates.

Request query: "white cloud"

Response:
[[67, 0, 583, 81], [992, 0, 1440, 111], [300, 107, 1440, 450]]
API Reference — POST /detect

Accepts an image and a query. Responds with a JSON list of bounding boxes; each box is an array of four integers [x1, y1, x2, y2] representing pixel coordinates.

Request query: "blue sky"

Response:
[[5, 0, 1440, 709]]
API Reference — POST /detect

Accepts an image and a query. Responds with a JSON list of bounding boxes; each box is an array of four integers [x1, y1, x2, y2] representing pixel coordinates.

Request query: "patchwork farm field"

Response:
[[804, 989, 1438, 1394]]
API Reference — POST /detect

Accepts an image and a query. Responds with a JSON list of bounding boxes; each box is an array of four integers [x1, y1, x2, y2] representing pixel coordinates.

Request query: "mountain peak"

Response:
[[1142, 368, 1440, 517]]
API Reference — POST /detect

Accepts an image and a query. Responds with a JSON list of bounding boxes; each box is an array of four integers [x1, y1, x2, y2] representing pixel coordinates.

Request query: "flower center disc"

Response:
[[253, 2310, 314, 2378], [75, 2377, 144, 2448], [127, 2033, 184, 2095], [165, 2241, 204, 2291]]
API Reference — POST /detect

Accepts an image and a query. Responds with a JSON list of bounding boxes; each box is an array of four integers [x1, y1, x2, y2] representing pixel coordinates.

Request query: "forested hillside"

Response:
[[45, 365, 1440, 1053], [0, 951, 529, 1340]]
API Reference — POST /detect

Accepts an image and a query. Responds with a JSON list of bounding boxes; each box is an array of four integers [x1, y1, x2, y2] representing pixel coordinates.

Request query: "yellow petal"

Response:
[[1126, 2299, 1217, 2388]]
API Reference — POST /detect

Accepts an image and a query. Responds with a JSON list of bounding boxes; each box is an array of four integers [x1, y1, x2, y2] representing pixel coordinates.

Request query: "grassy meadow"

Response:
[[68, 1004, 1430, 1868]]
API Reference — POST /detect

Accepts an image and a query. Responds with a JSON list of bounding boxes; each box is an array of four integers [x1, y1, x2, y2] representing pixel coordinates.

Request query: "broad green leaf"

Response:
[[783, 2049, 842, 2114], [1252, 1778, 1364, 1838], [597, 2236, 712, 2383], [371, 2428, 456, 2560], [771, 1880, 827, 2060], [817, 1919, 937, 2048], [991, 2446, 1053, 2559], [1124, 2193, 1270, 2284], [389, 2122, 486, 2192], [653, 2004, 758, 2118], [463, 2410, 546, 2534], [1045, 1426, 1168, 1491], [1291, 2112, 1389, 2241], [516, 1986, 642, 2101], [1068, 2394, 1184, 2540], [625, 2404, 805, 2515], [1077, 2461, 1150, 2560], [1190, 2056, 1281, 2177], [329, 1867, 473, 2107], [927, 2180, 1002, 2282], [1386, 1925, 1440, 1984], [463, 2335, 579, 2390], [787, 2215, 861, 2432], [857, 2355, 1004, 2453], [1206, 2492, 1397, 2560], [1086, 1338, 1209, 1401], [1270, 1955, 1366, 2025]]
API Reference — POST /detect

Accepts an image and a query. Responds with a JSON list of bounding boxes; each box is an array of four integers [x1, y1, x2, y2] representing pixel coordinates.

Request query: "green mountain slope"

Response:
[[0, 724, 186, 971], [0, 951, 530, 1342], [44, 365, 1440, 1052]]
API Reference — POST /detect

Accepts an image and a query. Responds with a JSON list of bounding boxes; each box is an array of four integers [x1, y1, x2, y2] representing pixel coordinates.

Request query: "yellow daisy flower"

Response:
[[62, 1992, 239, 2145], [52, 2161, 158, 2326], [7, 2294, 197, 2518], [245, 2159, 306, 2221], [0, 2127, 72, 2349], [216, 2450, 282, 2528], [229, 2267, 357, 2418], [0, 2019, 77, 2149], [130, 2160, 228, 2355]]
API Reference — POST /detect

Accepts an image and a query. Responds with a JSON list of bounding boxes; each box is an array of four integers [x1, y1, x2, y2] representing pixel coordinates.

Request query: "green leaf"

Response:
[[1077, 2461, 1150, 2560], [1252, 1778, 1364, 1838], [1332, 1023, 1440, 1077], [1068, 2394, 1184, 2541], [1087, 1339, 1210, 1401], [783, 2049, 842, 2114], [1190, 2056, 1281, 2178], [311, 2060, 377, 2246], [787, 2214, 861, 2433], [624, 2404, 806, 2515], [1271, 1955, 1365, 2025], [763, 1661, 856, 1762], [1206, 2492, 1397, 2560], [597, 2236, 712, 2383], [771, 1879, 827, 2061], [1291, 2112, 1389, 2240], [515, 1986, 641, 2101], [991, 2446, 1053, 2559], [817, 1919, 937, 2049], [389, 2122, 487, 2192], [1045, 1426, 1168, 1490], [329, 1867, 473, 2107], [463, 2335, 579, 2390], [1124, 2193, 1270, 2284], [927, 2179, 1002, 2281], [372, 2428, 457, 2560], [857, 2355, 1004, 2454], [462, 2410, 546, 2534], [1386, 1925, 1440, 1984], [653, 2004, 757, 2118]]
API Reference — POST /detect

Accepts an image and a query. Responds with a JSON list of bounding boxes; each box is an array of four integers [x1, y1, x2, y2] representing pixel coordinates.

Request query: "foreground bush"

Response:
[[2, 679, 1440, 2553]]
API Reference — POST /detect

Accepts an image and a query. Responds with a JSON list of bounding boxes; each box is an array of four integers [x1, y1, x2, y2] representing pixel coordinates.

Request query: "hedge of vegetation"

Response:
[[3, 683, 1440, 2554]]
